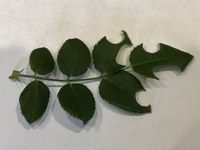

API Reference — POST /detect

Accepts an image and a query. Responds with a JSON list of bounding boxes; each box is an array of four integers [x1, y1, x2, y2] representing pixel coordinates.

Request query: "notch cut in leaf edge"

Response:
[[130, 43, 194, 79]]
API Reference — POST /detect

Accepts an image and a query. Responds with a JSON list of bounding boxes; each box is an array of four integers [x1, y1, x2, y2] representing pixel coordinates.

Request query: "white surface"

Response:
[[0, 0, 200, 150]]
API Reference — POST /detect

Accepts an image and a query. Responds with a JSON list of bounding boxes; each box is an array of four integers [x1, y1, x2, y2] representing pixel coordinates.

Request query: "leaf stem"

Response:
[[9, 65, 131, 83], [17, 73, 106, 83]]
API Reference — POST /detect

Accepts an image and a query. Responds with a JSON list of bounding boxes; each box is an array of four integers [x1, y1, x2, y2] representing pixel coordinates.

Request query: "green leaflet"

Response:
[[30, 47, 55, 75], [57, 39, 91, 77], [58, 83, 95, 124], [19, 80, 50, 124], [99, 71, 151, 113], [129, 43, 194, 79], [92, 31, 132, 74]]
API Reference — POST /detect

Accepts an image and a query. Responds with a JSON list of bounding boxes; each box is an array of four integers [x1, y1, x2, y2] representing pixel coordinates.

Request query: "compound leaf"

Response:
[[99, 71, 151, 113], [30, 47, 55, 75], [92, 31, 132, 74], [130, 43, 194, 79], [19, 80, 50, 124], [58, 83, 95, 124], [57, 39, 91, 77]]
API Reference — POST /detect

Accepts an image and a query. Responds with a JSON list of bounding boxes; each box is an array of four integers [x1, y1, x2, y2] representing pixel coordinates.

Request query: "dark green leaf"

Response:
[[99, 71, 151, 113], [92, 31, 132, 74], [19, 80, 50, 124], [57, 39, 91, 77], [30, 47, 55, 75], [130, 43, 194, 79], [58, 84, 95, 124]]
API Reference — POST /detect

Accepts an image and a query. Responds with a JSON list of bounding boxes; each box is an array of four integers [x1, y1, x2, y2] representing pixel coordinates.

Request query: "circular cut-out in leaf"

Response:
[[29, 47, 55, 75], [99, 71, 151, 113], [57, 39, 91, 77], [92, 31, 132, 74], [129, 43, 194, 79], [19, 80, 50, 124], [58, 83, 95, 124]]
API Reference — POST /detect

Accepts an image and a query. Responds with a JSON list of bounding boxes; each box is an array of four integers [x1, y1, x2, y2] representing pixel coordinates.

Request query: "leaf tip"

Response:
[[139, 104, 152, 114], [83, 120, 88, 125], [189, 53, 194, 61], [147, 105, 152, 113], [145, 73, 159, 80], [180, 53, 194, 72], [154, 76, 159, 80], [26, 119, 35, 125], [121, 30, 132, 46]]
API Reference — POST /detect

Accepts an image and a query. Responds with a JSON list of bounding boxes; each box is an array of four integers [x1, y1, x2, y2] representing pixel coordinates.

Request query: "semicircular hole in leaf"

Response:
[[92, 31, 132, 74], [129, 43, 194, 79], [99, 71, 151, 113]]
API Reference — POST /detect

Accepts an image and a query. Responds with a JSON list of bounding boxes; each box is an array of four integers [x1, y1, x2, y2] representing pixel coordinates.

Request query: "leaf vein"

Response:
[[133, 55, 189, 67], [69, 84, 86, 121]]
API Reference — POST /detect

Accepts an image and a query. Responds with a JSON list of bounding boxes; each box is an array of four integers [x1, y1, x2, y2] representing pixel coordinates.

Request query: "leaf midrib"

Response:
[[28, 81, 38, 122], [69, 84, 86, 121], [69, 42, 78, 77], [36, 61, 43, 74], [103, 47, 117, 74], [104, 78, 135, 97], [132, 55, 189, 67]]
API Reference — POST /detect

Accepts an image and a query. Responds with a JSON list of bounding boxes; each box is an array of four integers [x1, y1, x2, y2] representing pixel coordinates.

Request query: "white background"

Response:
[[0, 0, 200, 150]]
